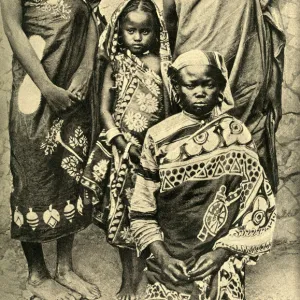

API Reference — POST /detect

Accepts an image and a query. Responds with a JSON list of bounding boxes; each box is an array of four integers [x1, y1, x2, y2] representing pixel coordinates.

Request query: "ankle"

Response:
[[55, 266, 73, 277], [28, 273, 50, 286]]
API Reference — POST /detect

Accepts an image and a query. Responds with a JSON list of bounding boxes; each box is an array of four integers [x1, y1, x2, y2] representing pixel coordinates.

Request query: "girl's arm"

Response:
[[163, 0, 178, 54], [99, 64, 127, 152], [0, 0, 76, 113]]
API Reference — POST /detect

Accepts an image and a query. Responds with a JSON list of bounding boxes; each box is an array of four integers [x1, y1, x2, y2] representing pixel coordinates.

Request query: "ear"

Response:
[[173, 83, 180, 94]]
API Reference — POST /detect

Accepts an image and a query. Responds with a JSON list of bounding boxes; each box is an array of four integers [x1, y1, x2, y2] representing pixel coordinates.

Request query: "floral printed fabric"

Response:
[[81, 0, 172, 248]]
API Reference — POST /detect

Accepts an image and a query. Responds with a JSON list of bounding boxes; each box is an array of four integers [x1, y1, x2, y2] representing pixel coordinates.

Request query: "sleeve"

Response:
[[130, 131, 163, 255]]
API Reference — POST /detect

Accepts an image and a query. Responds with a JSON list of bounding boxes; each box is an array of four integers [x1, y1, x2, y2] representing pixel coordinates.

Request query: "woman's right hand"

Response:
[[42, 84, 79, 114], [160, 255, 190, 285]]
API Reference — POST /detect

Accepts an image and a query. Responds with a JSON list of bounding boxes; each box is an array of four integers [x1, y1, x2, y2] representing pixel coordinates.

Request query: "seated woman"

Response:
[[130, 50, 276, 300]]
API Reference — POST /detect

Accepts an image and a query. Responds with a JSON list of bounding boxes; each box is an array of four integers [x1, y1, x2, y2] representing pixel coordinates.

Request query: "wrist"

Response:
[[215, 248, 232, 260], [40, 80, 54, 96]]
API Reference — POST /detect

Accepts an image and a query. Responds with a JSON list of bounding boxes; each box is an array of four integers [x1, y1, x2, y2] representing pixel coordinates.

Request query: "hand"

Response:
[[42, 84, 78, 114], [188, 248, 231, 280], [129, 145, 142, 165], [68, 66, 92, 101], [160, 255, 189, 285]]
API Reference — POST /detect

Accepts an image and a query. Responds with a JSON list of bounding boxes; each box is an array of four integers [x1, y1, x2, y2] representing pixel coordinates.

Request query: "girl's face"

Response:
[[177, 65, 222, 117], [120, 10, 157, 56]]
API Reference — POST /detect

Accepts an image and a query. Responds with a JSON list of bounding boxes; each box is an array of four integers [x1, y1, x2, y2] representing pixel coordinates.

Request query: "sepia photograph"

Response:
[[0, 0, 299, 299]]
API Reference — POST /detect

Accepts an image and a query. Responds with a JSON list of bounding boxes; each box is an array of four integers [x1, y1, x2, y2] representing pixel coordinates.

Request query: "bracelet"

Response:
[[123, 142, 132, 160], [106, 127, 122, 144]]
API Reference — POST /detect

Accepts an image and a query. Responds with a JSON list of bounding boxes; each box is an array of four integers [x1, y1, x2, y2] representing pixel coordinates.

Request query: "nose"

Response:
[[194, 86, 206, 97], [133, 31, 142, 41]]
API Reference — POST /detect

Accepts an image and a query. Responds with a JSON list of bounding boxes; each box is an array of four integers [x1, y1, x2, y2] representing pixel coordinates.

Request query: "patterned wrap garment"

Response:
[[10, 0, 104, 242], [81, 0, 172, 248], [130, 112, 276, 300]]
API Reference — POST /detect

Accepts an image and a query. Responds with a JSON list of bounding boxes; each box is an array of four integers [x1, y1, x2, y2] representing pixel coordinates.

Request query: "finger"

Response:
[[189, 262, 216, 279], [190, 267, 217, 281], [165, 270, 182, 285], [189, 258, 205, 274], [68, 82, 77, 93], [68, 92, 81, 102], [175, 260, 189, 277]]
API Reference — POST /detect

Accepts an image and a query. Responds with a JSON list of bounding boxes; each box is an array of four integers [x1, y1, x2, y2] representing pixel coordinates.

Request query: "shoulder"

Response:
[[141, 54, 161, 75], [218, 115, 253, 146], [147, 112, 184, 142]]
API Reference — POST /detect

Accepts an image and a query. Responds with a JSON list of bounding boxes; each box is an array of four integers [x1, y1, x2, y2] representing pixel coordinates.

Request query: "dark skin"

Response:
[[163, 0, 178, 54], [100, 9, 161, 300], [149, 65, 233, 285], [100, 10, 160, 164], [1, 0, 100, 299]]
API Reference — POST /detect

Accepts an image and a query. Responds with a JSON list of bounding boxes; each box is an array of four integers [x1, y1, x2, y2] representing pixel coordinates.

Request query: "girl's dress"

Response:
[[10, 0, 104, 242], [172, 0, 285, 192], [130, 112, 276, 300], [81, 0, 172, 248]]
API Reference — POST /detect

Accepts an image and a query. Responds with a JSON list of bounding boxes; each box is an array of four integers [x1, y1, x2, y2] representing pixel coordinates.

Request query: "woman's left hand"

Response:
[[188, 248, 231, 280], [68, 66, 92, 101]]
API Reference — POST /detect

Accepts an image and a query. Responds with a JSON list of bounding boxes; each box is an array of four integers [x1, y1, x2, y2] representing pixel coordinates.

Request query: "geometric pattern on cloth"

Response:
[[145, 282, 191, 300], [159, 148, 262, 194]]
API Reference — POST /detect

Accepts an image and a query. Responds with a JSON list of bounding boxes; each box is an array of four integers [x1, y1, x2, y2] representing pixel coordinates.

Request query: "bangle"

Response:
[[123, 142, 132, 160], [106, 127, 122, 144]]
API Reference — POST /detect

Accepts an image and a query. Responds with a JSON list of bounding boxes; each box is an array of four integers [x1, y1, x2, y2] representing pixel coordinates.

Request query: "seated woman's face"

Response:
[[177, 65, 222, 117]]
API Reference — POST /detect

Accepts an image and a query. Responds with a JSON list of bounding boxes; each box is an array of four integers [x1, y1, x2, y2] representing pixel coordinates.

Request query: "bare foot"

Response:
[[116, 285, 139, 300], [26, 278, 82, 300], [55, 271, 101, 300]]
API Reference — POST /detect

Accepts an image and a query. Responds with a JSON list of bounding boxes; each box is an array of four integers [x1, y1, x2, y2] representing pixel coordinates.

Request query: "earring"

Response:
[[219, 92, 224, 103]]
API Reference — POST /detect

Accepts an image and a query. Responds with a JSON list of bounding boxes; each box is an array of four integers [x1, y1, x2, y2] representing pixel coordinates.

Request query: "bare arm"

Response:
[[79, 16, 98, 69], [99, 65, 127, 152], [163, 0, 178, 54], [68, 16, 98, 100], [1, 0, 77, 113], [1, 0, 52, 92]]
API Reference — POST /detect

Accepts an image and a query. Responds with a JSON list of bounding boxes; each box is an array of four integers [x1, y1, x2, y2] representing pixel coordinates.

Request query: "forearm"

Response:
[[163, 0, 178, 53], [3, 25, 52, 92], [149, 240, 172, 265], [80, 17, 98, 68]]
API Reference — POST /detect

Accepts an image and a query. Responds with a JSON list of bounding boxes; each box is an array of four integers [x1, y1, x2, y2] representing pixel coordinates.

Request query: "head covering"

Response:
[[97, 0, 174, 114], [171, 50, 234, 113]]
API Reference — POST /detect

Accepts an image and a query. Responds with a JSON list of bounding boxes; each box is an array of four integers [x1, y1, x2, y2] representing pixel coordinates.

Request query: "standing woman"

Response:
[[163, 0, 285, 193], [1, 0, 103, 299]]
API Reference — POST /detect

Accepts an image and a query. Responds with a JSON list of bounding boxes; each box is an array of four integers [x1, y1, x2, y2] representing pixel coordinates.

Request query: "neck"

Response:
[[183, 110, 213, 121]]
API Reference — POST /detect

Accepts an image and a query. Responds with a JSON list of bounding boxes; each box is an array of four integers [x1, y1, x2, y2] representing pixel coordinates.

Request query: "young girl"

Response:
[[81, 1, 172, 299], [130, 50, 276, 300]]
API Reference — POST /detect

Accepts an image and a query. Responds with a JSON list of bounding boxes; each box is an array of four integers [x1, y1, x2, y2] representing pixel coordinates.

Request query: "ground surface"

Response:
[[0, 224, 299, 300]]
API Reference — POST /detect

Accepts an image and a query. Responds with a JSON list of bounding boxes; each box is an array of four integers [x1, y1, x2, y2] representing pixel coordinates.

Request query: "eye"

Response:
[[206, 81, 216, 89], [142, 29, 150, 35], [127, 28, 134, 34], [184, 84, 195, 90]]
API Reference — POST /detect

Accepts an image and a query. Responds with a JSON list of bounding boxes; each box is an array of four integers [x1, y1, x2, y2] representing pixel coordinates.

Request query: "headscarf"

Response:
[[171, 50, 234, 113], [97, 0, 174, 113]]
